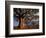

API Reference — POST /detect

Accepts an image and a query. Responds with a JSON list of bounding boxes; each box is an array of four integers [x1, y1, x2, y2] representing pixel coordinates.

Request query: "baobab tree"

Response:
[[14, 8, 39, 29]]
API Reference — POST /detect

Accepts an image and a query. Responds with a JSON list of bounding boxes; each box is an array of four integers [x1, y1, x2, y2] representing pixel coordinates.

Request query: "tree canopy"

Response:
[[14, 8, 39, 18]]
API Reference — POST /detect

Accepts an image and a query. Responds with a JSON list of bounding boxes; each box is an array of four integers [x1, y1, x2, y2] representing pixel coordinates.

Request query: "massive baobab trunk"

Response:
[[19, 18, 28, 29]]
